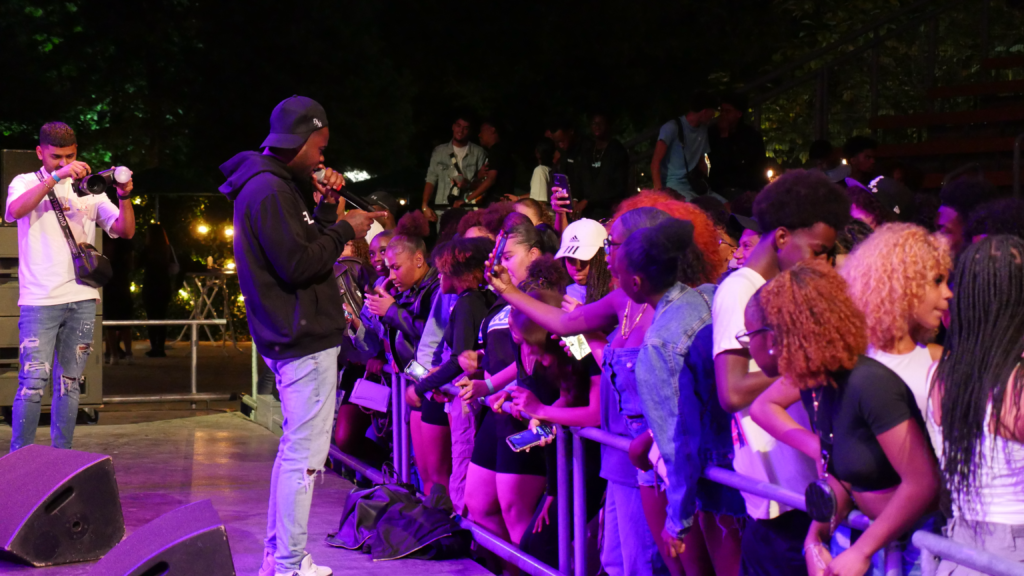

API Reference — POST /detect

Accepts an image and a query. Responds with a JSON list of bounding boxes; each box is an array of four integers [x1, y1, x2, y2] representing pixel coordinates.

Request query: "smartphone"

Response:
[[551, 173, 571, 202], [560, 334, 592, 360], [489, 231, 508, 277], [404, 360, 430, 383], [506, 425, 555, 453]]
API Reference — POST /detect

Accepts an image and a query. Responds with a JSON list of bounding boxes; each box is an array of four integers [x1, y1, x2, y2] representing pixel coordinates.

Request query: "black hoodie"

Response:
[[220, 151, 354, 360]]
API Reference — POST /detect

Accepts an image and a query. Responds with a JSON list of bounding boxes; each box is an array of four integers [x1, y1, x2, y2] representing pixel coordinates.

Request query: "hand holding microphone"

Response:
[[312, 167, 385, 238], [311, 167, 346, 203]]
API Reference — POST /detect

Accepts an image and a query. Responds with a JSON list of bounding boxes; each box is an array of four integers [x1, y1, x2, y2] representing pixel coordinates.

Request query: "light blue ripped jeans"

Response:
[[263, 346, 340, 574], [11, 300, 96, 452]]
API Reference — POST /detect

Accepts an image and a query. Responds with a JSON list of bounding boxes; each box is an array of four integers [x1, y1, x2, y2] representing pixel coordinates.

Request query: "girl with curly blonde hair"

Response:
[[839, 223, 952, 413], [748, 261, 939, 576]]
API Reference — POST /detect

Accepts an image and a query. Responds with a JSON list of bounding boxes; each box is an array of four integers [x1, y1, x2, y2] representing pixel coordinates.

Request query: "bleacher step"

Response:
[[870, 105, 1024, 130], [876, 137, 1018, 157], [927, 79, 1024, 99]]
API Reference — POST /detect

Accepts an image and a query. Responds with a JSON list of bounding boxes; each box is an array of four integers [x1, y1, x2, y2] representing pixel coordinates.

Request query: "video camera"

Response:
[[74, 166, 132, 197]]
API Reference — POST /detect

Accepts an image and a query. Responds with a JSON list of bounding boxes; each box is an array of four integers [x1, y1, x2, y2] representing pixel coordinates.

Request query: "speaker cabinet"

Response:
[[89, 500, 236, 576], [0, 445, 124, 566]]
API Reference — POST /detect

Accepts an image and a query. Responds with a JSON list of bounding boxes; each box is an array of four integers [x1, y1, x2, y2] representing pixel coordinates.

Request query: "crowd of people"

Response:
[[11, 93, 1023, 576], [314, 95, 1024, 576]]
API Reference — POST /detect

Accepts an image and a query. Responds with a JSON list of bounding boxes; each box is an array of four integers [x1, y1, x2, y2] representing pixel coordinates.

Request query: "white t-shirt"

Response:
[[867, 345, 933, 416], [6, 169, 120, 306], [712, 267, 819, 520], [529, 165, 551, 202], [453, 143, 469, 173]]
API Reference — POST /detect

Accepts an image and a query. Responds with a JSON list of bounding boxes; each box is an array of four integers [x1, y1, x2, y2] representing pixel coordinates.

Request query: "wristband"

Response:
[[51, 173, 61, 184], [485, 378, 495, 394]]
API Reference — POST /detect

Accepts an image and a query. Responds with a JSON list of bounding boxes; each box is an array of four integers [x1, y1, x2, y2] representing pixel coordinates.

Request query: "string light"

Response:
[[767, 169, 774, 179], [399, 199, 407, 206], [224, 227, 234, 237], [197, 224, 209, 235]]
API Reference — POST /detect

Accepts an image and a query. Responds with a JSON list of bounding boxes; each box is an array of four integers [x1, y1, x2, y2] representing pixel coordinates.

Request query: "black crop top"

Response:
[[800, 355, 927, 492]]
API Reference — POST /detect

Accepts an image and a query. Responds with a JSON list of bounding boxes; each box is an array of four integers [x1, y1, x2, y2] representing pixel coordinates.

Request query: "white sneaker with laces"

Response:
[[274, 553, 332, 576]]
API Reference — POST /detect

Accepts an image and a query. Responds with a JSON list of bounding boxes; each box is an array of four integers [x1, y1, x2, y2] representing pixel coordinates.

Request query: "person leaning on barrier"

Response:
[[748, 261, 940, 576], [6, 121, 136, 453], [219, 95, 382, 576]]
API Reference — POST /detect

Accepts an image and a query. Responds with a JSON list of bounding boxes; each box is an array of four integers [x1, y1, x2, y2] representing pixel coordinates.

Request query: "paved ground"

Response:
[[0, 413, 489, 576]]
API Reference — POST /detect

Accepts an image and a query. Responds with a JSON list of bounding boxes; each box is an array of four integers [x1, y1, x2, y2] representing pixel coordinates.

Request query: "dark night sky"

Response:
[[1, 0, 793, 192]]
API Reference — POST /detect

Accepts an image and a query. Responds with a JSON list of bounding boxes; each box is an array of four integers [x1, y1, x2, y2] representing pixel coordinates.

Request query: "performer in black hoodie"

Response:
[[219, 95, 382, 576]]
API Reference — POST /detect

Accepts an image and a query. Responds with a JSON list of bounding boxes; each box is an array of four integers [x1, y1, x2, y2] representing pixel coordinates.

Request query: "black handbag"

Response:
[[804, 386, 839, 524], [673, 118, 711, 196], [35, 171, 113, 288]]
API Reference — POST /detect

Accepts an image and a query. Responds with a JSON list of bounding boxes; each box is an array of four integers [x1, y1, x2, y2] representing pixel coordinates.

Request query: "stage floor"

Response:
[[0, 413, 488, 576]]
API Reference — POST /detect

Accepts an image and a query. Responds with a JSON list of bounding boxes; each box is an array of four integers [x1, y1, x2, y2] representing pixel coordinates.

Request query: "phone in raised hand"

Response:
[[489, 231, 508, 277], [551, 173, 571, 202]]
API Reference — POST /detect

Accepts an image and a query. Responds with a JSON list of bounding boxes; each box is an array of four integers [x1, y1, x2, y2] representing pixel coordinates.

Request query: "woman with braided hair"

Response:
[[749, 261, 939, 576], [928, 236, 1024, 574]]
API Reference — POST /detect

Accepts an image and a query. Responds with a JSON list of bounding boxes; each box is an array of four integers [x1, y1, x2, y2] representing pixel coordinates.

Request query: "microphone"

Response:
[[312, 168, 375, 212]]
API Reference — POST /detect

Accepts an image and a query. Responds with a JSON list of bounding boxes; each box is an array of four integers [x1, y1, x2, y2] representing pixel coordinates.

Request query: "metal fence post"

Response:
[[391, 370, 401, 480], [557, 425, 570, 575], [190, 323, 198, 409], [572, 431, 586, 576], [400, 375, 410, 483]]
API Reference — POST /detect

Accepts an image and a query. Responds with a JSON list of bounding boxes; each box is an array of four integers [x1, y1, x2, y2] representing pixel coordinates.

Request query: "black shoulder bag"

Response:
[[673, 118, 711, 196], [804, 386, 839, 524], [35, 171, 113, 288]]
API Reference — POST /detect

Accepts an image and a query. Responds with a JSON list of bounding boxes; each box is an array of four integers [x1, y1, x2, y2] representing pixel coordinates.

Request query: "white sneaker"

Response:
[[274, 553, 332, 576]]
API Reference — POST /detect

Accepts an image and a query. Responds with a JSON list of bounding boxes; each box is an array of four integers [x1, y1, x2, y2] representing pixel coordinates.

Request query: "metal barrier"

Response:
[[101, 319, 227, 408], [326, 372, 1024, 576], [568, 424, 1024, 576]]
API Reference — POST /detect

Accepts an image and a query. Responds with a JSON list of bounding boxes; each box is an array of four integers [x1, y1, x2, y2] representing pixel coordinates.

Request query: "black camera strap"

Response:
[[35, 170, 84, 260]]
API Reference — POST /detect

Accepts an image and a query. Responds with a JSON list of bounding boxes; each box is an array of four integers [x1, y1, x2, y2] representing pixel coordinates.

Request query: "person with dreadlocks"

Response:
[[927, 235, 1024, 575], [748, 261, 939, 576]]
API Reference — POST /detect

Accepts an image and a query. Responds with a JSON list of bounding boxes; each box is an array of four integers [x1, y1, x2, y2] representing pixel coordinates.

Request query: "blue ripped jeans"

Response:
[[11, 300, 96, 452], [264, 346, 340, 573]]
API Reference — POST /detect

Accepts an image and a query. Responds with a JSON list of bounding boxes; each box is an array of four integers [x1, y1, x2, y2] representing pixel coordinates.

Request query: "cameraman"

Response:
[[219, 95, 382, 576], [5, 122, 135, 452]]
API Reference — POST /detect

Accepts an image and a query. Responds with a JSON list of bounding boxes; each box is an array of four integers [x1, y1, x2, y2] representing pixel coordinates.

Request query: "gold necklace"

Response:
[[621, 301, 648, 340]]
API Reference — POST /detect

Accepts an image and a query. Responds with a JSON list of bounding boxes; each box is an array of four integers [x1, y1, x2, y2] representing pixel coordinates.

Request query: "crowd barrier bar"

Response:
[[101, 319, 227, 409], [327, 370, 1024, 576], [569, 425, 1024, 576]]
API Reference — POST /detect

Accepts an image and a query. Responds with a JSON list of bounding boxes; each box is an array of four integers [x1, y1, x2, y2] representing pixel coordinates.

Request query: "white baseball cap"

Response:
[[555, 219, 608, 261]]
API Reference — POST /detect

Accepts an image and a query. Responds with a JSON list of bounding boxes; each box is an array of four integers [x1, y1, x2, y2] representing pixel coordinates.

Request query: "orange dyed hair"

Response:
[[759, 260, 867, 388], [839, 223, 952, 350], [611, 190, 723, 284]]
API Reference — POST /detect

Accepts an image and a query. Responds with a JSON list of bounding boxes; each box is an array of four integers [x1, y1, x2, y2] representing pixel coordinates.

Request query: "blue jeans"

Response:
[[264, 347, 340, 573], [11, 300, 96, 452], [602, 481, 669, 576]]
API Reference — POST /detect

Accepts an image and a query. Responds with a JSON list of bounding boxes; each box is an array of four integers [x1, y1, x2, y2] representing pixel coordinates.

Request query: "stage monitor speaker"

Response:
[[0, 445, 125, 566], [1, 150, 40, 222], [89, 500, 236, 576]]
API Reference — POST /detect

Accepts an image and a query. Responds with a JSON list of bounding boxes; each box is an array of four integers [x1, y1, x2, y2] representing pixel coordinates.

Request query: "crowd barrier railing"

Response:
[[568, 424, 1024, 576], [101, 319, 229, 409], [326, 373, 1024, 576]]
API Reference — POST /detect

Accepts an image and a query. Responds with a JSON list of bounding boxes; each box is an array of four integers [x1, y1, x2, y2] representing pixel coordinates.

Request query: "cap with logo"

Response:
[[555, 219, 608, 261], [868, 176, 916, 223], [366, 190, 399, 216], [262, 95, 328, 149]]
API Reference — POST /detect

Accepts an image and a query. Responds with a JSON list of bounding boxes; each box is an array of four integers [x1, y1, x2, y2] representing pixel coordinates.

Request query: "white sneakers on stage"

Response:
[[260, 551, 333, 576]]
